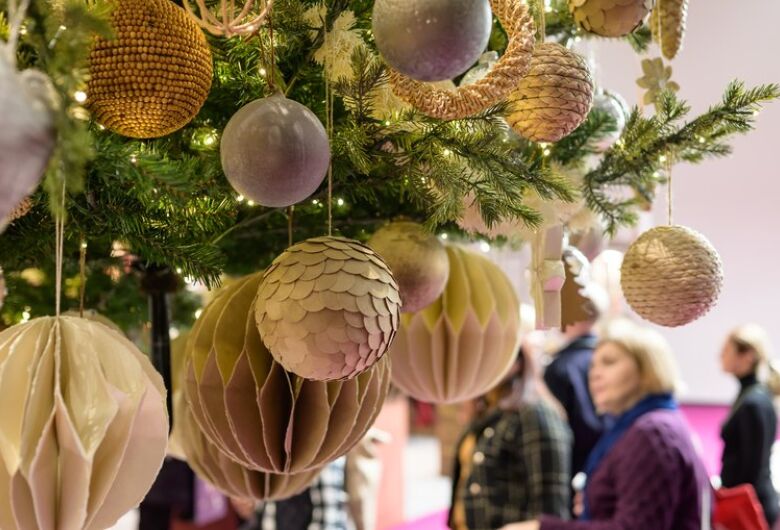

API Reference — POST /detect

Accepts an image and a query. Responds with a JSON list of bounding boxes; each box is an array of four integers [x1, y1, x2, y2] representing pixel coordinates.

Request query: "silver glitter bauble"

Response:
[[369, 222, 450, 313], [373, 0, 493, 82], [592, 89, 628, 152], [220, 93, 331, 208]]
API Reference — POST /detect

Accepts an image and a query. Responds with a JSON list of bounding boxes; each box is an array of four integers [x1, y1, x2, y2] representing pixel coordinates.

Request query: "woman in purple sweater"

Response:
[[501, 320, 710, 530]]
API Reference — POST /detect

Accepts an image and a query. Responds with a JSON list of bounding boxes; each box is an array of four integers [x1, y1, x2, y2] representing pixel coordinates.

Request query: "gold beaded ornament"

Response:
[[569, 0, 654, 37], [388, 0, 536, 120], [651, 0, 688, 60], [507, 42, 593, 143], [183, 0, 274, 38], [87, 0, 213, 139]]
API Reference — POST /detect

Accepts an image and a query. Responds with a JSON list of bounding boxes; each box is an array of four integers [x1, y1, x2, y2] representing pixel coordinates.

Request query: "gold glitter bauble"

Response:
[[87, 0, 213, 139]]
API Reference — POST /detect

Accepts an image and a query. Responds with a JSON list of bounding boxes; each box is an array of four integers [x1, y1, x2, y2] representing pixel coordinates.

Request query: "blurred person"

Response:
[[720, 324, 780, 527], [448, 344, 572, 530], [500, 319, 710, 530]]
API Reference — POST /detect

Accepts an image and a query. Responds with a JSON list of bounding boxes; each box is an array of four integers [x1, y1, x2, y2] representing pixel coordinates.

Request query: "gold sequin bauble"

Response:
[[256, 237, 401, 381], [0, 317, 168, 530], [569, 0, 654, 37], [87, 0, 213, 139], [507, 43, 593, 143], [178, 401, 320, 501], [653, 0, 688, 59], [368, 222, 450, 313], [185, 272, 391, 474], [388, 0, 536, 120], [389, 246, 520, 404], [621, 225, 723, 327]]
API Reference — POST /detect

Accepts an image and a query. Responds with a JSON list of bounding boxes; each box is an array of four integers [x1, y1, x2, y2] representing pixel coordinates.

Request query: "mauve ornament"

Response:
[[0, 55, 55, 233], [372, 0, 493, 82], [220, 93, 331, 208]]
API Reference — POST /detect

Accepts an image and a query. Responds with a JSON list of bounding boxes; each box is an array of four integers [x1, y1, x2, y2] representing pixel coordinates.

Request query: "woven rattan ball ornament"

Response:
[[373, 0, 492, 82], [389, 246, 520, 404], [178, 399, 321, 501], [507, 43, 593, 143], [621, 225, 723, 327], [185, 272, 391, 474], [256, 236, 401, 381], [220, 94, 331, 208], [569, 0, 654, 37], [87, 0, 213, 139], [368, 222, 450, 313], [0, 316, 168, 530], [652, 0, 688, 60]]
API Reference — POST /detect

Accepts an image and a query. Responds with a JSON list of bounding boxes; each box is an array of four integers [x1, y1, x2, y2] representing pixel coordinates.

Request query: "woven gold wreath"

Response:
[[183, 0, 274, 38], [388, 0, 536, 120]]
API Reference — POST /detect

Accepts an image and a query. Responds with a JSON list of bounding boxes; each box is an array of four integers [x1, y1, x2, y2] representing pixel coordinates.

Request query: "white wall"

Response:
[[585, 1, 780, 403]]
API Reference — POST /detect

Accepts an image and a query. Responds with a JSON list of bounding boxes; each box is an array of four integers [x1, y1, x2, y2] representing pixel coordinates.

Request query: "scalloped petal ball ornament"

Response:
[[87, 0, 213, 139], [507, 43, 593, 143], [177, 399, 320, 501], [569, 0, 654, 37], [368, 222, 450, 313], [0, 316, 168, 530], [220, 94, 331, 208], [389, 246, 521, 404], [184, 272, 391, 474], [373, 0, 492, 82], [621, 225, 724, 327], [256, 237, 401, 381]]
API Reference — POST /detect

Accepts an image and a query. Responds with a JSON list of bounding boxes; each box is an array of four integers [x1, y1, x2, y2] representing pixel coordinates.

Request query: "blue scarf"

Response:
[[580, 393, 678, 520]]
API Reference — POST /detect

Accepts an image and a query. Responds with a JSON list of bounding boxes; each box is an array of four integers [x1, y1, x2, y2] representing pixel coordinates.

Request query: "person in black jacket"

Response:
[[720, 323, 780, 527]]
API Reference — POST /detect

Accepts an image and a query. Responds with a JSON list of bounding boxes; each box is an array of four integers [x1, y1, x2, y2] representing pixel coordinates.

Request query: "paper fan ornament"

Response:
[[389, 246, 520, 404], [184, 272, 391, 474], [0, 316, 168, 530]]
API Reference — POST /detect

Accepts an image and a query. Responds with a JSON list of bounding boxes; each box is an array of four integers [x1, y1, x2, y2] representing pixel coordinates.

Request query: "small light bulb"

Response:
[[176, 267, 183, 274], [480, 241, 491, 253], [80, 241, 88, 249], [543, 148, 551, 156], [259, 68, 267, 76], [439, 233, 448, 240], [236, 195, 245, 202], [659, 155, 667, 163], [247, 200, 255, 206], [194, 309, 203, 319], [74, 90, 87, 103], [336, 198, 345, 207], [443, 149, 452, 156]]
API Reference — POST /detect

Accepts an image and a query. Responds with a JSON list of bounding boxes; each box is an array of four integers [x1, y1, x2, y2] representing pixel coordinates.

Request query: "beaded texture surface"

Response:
[[388, 0, 536, 120], [87, 0, 213, 139], [185, 272, 391, 474], [621, 225, 724, 327], [389, 246, 520, 404], [569, 0, 654, 37], [507, 43, 593, 143], [651, 0, 688, 60], [256, 236, 401, 381]]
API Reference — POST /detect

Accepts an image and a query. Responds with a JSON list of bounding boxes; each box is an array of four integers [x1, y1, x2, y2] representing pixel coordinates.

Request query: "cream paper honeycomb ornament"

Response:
[[0, 316, 168, 530], [256, 236, 401, 381], [507, 43, 593, 143], [569, 0, 654, 37], [87, 0, 213, 139], [184, 272, 391, 474], [389, 246, 520, 404], [621, 225, 723, 327]]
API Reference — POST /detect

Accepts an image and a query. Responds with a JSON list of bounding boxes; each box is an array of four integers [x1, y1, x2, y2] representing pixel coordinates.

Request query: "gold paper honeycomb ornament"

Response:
[[389, 246, 521, 404], [87, 0, 213, 139], [507, 43, 593, 143], [569, 0, 654, 37], [651, 0, 688, 60], [185, 272, 391, 474], [256, 236, 401, 381], [621, 225, 723, 327]]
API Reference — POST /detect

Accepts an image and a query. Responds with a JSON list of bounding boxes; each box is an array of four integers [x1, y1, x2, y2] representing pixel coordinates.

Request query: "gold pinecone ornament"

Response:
[[651, 0, 688, 60], [569, 0, 654, 37], [507, 43, 593, 143], [621, 225, 724, 327], [87, 0, 213, 139], [256, 236, 401, 382]]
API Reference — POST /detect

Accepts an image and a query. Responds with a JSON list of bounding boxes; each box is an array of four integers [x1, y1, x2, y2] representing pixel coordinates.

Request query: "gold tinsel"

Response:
[[507, 43, 593, 143], [569, 0, 654, 37], [621, 225, 723, 327], [87, 0, 213, 139], [388, 0, 535, 120], [652, 0, 688, 60]]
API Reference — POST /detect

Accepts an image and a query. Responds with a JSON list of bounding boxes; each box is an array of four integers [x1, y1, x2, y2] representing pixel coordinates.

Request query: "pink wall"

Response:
[[374, 396, 410, 529]]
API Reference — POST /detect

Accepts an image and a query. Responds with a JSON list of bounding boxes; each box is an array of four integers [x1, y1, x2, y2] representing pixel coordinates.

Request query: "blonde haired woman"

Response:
[[501, 319, 709, 530], [720, 324, 780, 527]]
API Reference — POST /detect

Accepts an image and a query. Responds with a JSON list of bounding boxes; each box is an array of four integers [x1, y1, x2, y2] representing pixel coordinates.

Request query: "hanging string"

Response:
[[5, 0, 31, 65], [536, 0, 546, 42], [54, 178, 66, 317], [324, 16, 334, 236], [79, 237, 87, 317], [287, 205, 294, 246], [666, 156, 673, 225], [268, 10, 276, 90]]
